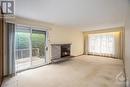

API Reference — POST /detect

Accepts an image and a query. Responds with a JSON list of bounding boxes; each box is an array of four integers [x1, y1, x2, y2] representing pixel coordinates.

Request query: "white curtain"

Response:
[[88, 32, 120, 58]]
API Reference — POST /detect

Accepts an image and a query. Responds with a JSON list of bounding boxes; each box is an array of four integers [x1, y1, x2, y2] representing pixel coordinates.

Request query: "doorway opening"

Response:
[[15, 25, 47, 72]]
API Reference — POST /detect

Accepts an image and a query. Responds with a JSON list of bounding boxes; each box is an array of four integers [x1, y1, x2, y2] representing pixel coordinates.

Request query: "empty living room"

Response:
[[0, 0, 130, 87]]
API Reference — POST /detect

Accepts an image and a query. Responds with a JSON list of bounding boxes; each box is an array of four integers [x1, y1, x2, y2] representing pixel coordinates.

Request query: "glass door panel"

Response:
[[31, 30, 46, 67], [15, 26, 31, 71], [15, 26, 47, 72]]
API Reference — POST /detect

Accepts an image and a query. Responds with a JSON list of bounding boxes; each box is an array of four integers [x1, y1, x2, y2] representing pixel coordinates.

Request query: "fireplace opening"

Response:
[[61, 44, 70, 57]]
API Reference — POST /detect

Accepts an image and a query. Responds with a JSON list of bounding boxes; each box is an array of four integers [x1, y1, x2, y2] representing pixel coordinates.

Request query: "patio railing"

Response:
[[16, 48, 39, 59]]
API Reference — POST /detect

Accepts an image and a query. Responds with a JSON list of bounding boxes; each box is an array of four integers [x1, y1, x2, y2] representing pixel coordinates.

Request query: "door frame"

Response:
[[15, 24, 49, 72]]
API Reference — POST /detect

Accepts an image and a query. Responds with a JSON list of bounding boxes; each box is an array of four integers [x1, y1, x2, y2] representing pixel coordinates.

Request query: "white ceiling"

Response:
[[15, 0, 128, 30]]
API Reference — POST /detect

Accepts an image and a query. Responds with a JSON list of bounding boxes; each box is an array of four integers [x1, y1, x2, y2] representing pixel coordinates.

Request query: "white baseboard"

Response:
[[126, 80, 129, 87]]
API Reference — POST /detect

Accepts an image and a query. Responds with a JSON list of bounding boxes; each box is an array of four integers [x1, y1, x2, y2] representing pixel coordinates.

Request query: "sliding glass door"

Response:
[[31, 30, 46, 67], [15, 26, 47, 72], [15, 26, 31, 71]]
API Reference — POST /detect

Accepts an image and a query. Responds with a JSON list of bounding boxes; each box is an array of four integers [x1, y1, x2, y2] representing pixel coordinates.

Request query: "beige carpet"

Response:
[[2, 55, 125, 87]]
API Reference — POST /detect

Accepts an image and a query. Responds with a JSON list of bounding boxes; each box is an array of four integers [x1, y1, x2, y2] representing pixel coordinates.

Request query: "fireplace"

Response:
[[51, 44, 71, 63], [61, 44, 70, 57]]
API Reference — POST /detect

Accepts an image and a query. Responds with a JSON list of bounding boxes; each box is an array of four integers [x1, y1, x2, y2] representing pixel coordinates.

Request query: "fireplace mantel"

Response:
[[51, 43, 71, 46]]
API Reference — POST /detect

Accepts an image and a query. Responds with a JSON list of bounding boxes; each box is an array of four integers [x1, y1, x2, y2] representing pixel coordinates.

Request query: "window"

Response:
[[88, 32, 116, 57]]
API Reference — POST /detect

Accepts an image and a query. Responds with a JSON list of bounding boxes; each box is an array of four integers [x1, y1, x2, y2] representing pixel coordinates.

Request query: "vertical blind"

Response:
[[88, 32, 121, 58]]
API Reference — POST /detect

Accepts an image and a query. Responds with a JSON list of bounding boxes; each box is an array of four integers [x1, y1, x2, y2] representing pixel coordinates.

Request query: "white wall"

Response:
[[10, 16, 83, 56], [4, 16, 84, 75], [49, 25, 83, 56], [125, 0, 130, 86]]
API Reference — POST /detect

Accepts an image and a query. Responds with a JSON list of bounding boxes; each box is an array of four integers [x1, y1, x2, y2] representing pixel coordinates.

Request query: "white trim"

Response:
[[6, 21, 51, 31], [45, 31, 50, 64], [6, 21, 15, 24], [80, 24, 124, 31], [30, 28, 32, 67], [16, 24, 49, 31], [14, 24, 17, 75]]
